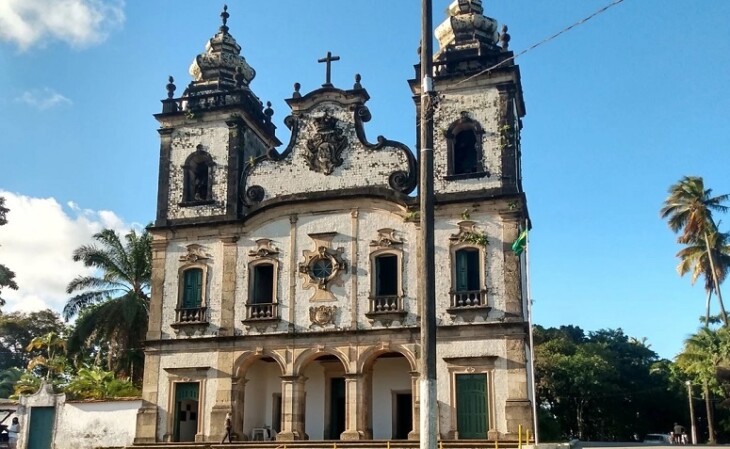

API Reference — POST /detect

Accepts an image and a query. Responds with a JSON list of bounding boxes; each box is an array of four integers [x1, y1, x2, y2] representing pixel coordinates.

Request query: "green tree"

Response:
[[65, 365, 139, 400], [64, 228, 151, 382], [676, 327, 730, 444], [0, 367, 23, 398], [0, 197, 18, 309], [26, 331, 68, 380], [676, 231, 730, 325], [0, 309, 67, 371], [661, 176, 730, 325]]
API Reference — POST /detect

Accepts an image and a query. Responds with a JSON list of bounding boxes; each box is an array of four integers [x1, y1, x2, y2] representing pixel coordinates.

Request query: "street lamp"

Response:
[[686, 380, 697, 444]]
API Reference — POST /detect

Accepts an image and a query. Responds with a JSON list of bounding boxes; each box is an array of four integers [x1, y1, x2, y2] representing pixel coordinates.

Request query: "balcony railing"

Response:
[[173, 306, 208, 325], [369, 295, 403, 314], [245, 302, 279, 321], [449, 290, 488, 309]]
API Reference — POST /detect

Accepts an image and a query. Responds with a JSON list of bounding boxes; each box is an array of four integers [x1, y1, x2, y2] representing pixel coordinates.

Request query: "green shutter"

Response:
[[456, 250, 469, 292], [183, 269, 203, 308], [456, 374, 488, 439]]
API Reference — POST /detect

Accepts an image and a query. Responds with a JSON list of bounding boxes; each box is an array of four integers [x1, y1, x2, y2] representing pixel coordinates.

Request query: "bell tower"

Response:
[[410, 0, 525, 201], [154, 5, 281, 227]]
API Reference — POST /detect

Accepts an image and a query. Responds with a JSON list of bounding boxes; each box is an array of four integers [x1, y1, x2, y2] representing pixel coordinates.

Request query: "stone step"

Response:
[[126, 440, 526, 449]]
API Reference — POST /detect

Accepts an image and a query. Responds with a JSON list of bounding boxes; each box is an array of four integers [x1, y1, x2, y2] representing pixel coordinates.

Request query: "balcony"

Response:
[[447, 290, 490, 319], [171, 306, 208, 335], [366, 295, 406, 324], [244, 302, 279, 321]]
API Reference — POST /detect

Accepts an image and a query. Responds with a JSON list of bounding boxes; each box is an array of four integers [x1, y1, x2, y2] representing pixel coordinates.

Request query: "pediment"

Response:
[[243, 87, 416, 208]]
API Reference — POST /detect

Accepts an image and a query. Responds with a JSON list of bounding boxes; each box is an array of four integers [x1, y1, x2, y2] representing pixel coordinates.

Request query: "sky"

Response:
[[1, 0, 729, 360]]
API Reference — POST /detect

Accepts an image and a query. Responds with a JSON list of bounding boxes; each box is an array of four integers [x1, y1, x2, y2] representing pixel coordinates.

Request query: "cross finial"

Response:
[[317, 51, 340, 87]]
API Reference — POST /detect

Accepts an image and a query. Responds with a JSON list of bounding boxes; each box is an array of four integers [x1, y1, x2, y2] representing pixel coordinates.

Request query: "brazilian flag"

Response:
[[511, 229, 528, 255]]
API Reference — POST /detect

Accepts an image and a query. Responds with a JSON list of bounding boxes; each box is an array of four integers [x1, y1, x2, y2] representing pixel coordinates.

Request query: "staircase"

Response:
[[126, 439, 529, 449]]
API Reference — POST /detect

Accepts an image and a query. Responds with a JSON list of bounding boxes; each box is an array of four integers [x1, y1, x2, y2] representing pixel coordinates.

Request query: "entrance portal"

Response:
[[456, 373, 488, 439], [393, 392, 412, 439], [27, 406, 55, 449], [173, 382, 199, 442], [328, 377, 345, 439]]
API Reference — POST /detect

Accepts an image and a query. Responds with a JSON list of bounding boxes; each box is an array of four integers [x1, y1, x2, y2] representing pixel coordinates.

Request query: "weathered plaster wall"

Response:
[[54, 400, 142, 449], [167, 124, 230, 220], [247, 101, 410, 200], [432, 85, 502, 194], [371, 357, 412, 439]]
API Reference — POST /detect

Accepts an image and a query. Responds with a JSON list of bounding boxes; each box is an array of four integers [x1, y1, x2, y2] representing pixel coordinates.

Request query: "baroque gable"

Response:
[[243, 84, 416, 208]]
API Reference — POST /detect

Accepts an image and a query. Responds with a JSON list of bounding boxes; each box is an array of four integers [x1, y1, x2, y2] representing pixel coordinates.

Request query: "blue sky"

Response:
[[1, 0, 729, 359]]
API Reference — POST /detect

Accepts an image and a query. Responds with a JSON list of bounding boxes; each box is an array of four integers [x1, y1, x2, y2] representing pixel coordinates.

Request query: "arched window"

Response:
[[454, 248, 480, 293], [449, 244, 487, 310], [246, 239, 281, 322], [182, 148, 214, 204], [445, 112, 486, 179], [250, 262, 275, 305]]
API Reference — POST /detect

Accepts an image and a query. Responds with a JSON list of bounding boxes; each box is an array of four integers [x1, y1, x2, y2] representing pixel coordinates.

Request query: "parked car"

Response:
[[643, 433, 672, 444]]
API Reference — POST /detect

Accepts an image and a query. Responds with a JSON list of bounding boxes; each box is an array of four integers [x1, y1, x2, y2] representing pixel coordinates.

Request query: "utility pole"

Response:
[[419, 1, 436, 449], [686, 381, 697, 444]]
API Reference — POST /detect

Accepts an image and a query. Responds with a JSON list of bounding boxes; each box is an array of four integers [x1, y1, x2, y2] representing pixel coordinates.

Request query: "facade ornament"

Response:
[[449, 220, 489, 247], [179, 244, 211, 262], [304, 113, 348, 175], [299, 232, 347, 301], [369, 228, 404, 248], [248, 239, 279, 259], [309, 305, 337, 327]]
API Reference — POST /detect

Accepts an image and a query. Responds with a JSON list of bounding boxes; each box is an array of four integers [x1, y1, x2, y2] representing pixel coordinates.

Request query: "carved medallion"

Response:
[[304, 113, 347, 175], [299, 232, 347, 301], [309, 305, 337, 327], [179, 244, 210, 262]]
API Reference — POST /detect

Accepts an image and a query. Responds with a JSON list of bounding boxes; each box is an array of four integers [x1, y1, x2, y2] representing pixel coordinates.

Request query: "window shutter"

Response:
[[183, 269, 203, 308], [466, 250, 480, 291], [456, 250, 469, 292]]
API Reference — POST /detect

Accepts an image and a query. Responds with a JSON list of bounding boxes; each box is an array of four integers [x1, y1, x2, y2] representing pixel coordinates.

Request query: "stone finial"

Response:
[[264, 101, 274, 122], [235, 66, 244, 88], [353, 73, 362, 90], [499, 24, 510, 50], [220, 4, 230, 34], [293, 82, 301, 98], [166, 76, 176, 99]]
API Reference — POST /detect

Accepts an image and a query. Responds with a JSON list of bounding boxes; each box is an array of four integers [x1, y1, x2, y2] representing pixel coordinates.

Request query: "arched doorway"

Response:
[[301, 354, 348, 440], [369, 352, 413, 439], [239, 356, 283, 441]]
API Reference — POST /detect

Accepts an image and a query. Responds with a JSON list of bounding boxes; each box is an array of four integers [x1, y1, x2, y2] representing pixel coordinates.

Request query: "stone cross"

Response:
[[317, 51, 340, 87]]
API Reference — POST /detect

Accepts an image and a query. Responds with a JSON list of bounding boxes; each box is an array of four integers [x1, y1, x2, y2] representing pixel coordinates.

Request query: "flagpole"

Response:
[[524, 219, 539, 443]]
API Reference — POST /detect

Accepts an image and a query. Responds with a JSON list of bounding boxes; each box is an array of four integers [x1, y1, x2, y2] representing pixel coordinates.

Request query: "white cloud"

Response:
[[16, 88, 72, 110], [0, 0, 125, 51], [0, 191, 133, 316]]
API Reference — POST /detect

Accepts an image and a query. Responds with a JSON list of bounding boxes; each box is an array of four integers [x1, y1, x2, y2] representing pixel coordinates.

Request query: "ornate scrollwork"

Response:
[[304, 113, 348, 175], [248, 239, 279, 258], [179, 244, 210, 262], [309, 305, 337, 327], [246, 185, 265, 203], [369, 228, 404, 248], [389, 171, 410, 193]]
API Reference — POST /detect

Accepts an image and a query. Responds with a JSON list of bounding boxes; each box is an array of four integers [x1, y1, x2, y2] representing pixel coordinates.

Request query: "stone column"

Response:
[[219, 236, 239, 337], [408, 370, 420, 440], [134, 351, 161, 443], [500, 213, 523, 318], [232, 378, 248, 440], [155, 128, 174, 226], [277, 375, 307, 440], [209, 352, 235, 441], [341, 373, 365, 440], [147, 239, 168, 341], [504, 337, 532, 438]]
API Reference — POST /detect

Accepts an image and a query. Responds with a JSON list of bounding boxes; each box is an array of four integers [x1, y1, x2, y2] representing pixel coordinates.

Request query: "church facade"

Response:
[[135, 0, 532, 443]]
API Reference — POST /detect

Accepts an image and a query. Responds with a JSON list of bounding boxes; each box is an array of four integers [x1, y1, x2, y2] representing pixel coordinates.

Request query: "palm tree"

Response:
[[676, 327, 730, 444], [676, 231, 730, 324], [26, 331, 67, 380], [661, 176, 730, 326], [65, 365, 139, 400], [64, 228, 151, 382]]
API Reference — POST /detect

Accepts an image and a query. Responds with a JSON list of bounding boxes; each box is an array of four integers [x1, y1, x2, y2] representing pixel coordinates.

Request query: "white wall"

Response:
[[54, 400, 141, 449]]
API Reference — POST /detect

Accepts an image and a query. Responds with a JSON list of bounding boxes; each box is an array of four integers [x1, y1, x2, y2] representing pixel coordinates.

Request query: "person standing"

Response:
[[8, 417, 19, 449], [673, 423, 685, 444], [221, 412, 233, 443]]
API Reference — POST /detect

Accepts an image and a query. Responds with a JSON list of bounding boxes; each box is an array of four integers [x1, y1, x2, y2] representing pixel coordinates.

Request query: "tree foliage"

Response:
[[0, 196, 18, 308], [64, 228, 151, 383], [0, 309, 67, 371], [661, 176, 730, 325], [535, 325, 686, 441], [65, 365, 139, 400]]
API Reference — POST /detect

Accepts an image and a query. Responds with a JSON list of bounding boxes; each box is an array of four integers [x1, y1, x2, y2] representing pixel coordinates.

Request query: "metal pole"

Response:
[[524, 222, 539, 443], [686, 381, 697, 444], [419, 1, 436, 449]]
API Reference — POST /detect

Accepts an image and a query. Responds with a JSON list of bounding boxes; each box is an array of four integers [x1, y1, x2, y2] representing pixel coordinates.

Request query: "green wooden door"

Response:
[[182, 269, 203, 308], [456, 374, 488, 439], [174, 382, 200, 442], [27, 406, 55, 449]]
